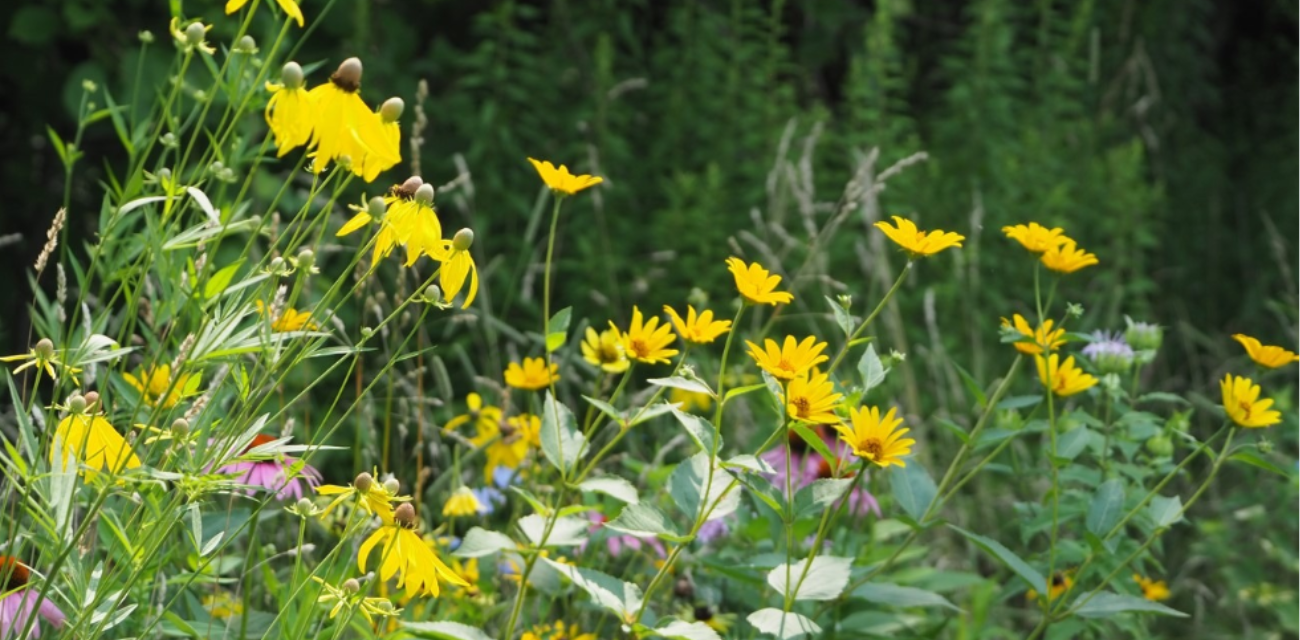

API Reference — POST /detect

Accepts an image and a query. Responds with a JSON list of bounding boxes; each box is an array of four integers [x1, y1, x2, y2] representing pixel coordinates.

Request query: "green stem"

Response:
[[826, 262, 911, 375]]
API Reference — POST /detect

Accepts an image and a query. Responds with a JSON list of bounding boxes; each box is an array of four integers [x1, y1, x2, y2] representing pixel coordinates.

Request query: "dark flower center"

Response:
[[0, 556, 30, 590], [243, 433, 277, 454], [860, 438, 884, 460]]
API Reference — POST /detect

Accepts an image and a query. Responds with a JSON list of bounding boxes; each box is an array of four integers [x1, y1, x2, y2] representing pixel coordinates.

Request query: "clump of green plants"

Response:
[[0, 2, 1294, 639]]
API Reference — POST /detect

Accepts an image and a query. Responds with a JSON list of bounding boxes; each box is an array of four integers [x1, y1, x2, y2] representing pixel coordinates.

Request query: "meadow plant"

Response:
[[0, 2, 1294, 640]]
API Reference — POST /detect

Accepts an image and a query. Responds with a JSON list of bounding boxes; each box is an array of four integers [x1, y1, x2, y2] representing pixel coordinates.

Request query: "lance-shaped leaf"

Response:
[[541, 392, 587, 475]]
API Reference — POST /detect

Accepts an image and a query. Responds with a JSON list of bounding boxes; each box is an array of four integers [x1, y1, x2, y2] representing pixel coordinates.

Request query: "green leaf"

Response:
[[1085, 479, 1125, 535], [746, 608, 821, 639], [627, 402, 678, 427], [517, 514, 589, 547], [605, 503, 682, 540], [539, 556, 643, 619], [790, 423, 835, 464], [934, 417, 970, 444], [546, 306, 572, 352], [576, 476, 639, 504], [582, 395, 626, 428], [670, 406, 717, 453], [540, 391, 587, 474], [724, 454, 775, 474], [1136, 392, 1190, 406], [857, 344, 889, 392], [1229, 450, 1291, 477], [204, 260, 244, 299], [794, 478, 854, 518], [8, 6, 59, 45], [1147, 495, 1183, 528], [851, 582, 962, 612], [767, 556, 852, 601], [949, 525, 1046, 593], [996, 394, 1042, 411], [654, 620, 722, 640], [670, 452, 738, 522], [649, 376, 716, 397], [826, 296, 856, 336], [507, 486, 549, 514], [1073, 592, 1188, 618], [951, 361, 988, 409], [722, 383, 767, 405], [403, 621, 497, 640], [453, 528, 516, 558], [1055, 426, 1091, 461], [890, 459, 937, 522]]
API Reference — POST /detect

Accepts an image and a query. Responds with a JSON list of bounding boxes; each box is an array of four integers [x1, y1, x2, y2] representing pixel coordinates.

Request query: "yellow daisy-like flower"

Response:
[[442, 487, 483, 517], [122, 364, 199, 409], [0, 338, 81, 384], [264, 63, 314, 157], [1133, 574, 1171, 602], [307, 58, 375, 177], [317, 471, 405, 522], [1220, 374, 1281, 428], [725, 257, 793, 306], [613, 306, 679, 365], [745, 335, 829, 381], [784, 370, 843, 424], [1231, 334, 1299, 369], [359, 504, 468, 598], [1027, 571, 1074, 603], [664, 305, 732, 344], [1001, 314, 1065, 355], [443, 393, 503, 443], [430, 230, 479, 308], [1002, 222, 1069, 254], [255, 301, 318, 332], [51, 413, 142, 478], [521, 621, 597, 640], [670, 386, 713, 413], [874, 215, 965, 258], [505, 357, 560, 391], [526, 158, 603, 196], [1040, 239, 1098, 274], [226, 0, 304, 27], [581, 327, 629, 373], [484, 414, 541, 479], [1035, 354, 1098, 397], [350, 98, 403, 183], [832, 405, 914, 468], [203, 592, 244, 620]]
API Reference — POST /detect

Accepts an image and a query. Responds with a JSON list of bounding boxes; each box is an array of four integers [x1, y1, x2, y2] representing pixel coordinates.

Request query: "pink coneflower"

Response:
[[586, 512, 667, 558], [0, 556, 65, 639], [217, 434, 321, 500], [760, 426, 881, 518]]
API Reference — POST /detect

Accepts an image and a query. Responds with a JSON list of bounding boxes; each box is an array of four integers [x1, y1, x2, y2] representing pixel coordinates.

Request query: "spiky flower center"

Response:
[[791, 396, 811, 418], [860, 438, 885, 460], [0, 556, 29, 590]]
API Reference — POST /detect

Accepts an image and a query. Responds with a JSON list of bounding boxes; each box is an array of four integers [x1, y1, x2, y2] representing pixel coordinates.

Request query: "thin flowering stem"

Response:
[[786, 460, 869, 613], [826, 261, 912, 375], [1043, 378, 1060, 616]]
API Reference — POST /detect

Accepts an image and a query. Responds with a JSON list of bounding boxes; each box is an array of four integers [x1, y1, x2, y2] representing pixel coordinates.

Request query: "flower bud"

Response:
[[161, 132, 178, 148], [281, 62, 304, 90], [333, 57, 363, 89], [379, 97, 404, 124], [295, 497, 314, 513], [360, 326, 374, 339], [296, 248, 315, 269], [367, 196, 387, 218], [34, 338, 55, 359], [1145, 435, 1173, 457], [354, 472, 374, 493], [336, 154, 353, 171], [452, 229, 474, 252], [81, 79, 97, 93], [157, 168, 172, 181], [171, 418, 190, 437], [1124, 318, 1163, 352], [83, 391, 101, 412], [374, 599, 395, 612], [394, 503, 416, 527], [184, 22, 207, 47], [1258, 438, 1275, 454], [424, 285, 443, 303], [414, 184, 435, 206], [383, 477, 400, 495], [1093, 350, 1133, 375], [67, 393, 86, 414], [269, 256, 287, 272], [342, 578, 361, 595], [235, 35, 257, 54], [139, 30, 155, 44]]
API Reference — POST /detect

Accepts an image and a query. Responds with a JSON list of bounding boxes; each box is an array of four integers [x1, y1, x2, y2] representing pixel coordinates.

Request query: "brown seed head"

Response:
[[330, 57, 363, 92], [394, 503, 417, 527]]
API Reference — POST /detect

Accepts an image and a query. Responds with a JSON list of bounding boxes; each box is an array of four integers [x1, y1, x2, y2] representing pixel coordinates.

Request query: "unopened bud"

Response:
[[296, 248, 315, 268], [138, 30, 155, 44], [83, 391, 100, 412], [295, 497, 314, 513], [452, 229, 474, 252], [171, 418, 190, 437], [269, 256, 286, 272], [336, 154, 353, 171], [157, 168, 172, 181], [1124, 318, 1163, 352], [342, 578, 361, 594], [394, 503, 416, 526], [360, 326, 374, 339], [161, 132, 177, 148], [184, 22, 207, 46], [354, 472, 374, 493], [367, 196, 386, 218], [1258, 439, 1275, 454], [235, 35, 257, 53], [1145, 435, 1173, 457], [374, 599, 395, 612], [414, 184, 435, 206], [281, 62, 304, 90], [379, 97, 404, 123], [424, 285, 442, 302], [383, 478, 400, 495], [67, 394, 87, 414], [81, 79, 97, 93], [34, 339, 55, 359]]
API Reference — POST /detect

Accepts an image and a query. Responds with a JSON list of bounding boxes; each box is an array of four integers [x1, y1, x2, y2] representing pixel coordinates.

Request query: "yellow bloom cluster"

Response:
[[1002, 314, 1066, 355], [1219, 334, 1290, 428], [1002, 221, 1098, 274]]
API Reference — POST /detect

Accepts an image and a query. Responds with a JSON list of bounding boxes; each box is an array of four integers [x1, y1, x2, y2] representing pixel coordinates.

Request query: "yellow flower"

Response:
[[122, 364, 199, 409], [664, 305, 732, 344], [317, 470, 405, 522], [1027, 571, 1073, 603], [442, 487, 483, 517], [430, 229, 479, 308], [670, 387, 713, 413], [307, 58, 375, 177], [581, 327, 629, 373], [0, 338, 81, 384], [874, 215, 964, 257], [226, 0, 304, 27], [1035, 354, 1098, 397], [833, 405, 913, 468], [526, 158, 603, 196], [484, 414, 541, 479], [784, 370, 843, 424], [255, 301, 318, 332], [350, 98, 403, 183], [613, 306, 679, 365], [745, 335, 829, 381], [521, 621, 597, 640], [1220, 374, 1281, 428], [264, 64, 313, 157], [1232, 334, 1299, 369], [1133, 574, 1170, 602], [359, 504, 468, 598], [203, 592, 244, 620], [505, 357, 560, 390], [1040, 239, 1098, 274], [313, 577, 402, 623], [725, 257, 793, 306], [1002, 222, 1069, 254], [51, 414, 141, 477], [1001, 314, 1065, 355], [443, 393, 503, 443]]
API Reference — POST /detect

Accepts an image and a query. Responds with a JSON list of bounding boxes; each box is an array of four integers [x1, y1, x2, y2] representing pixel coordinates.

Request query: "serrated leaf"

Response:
[[1229, 450, 1291, 477], [996, 394, 1042, 411], [627, 402, 678, 427], [724, 454, 775, 474], [540, 392, 587, 475], [453, 527, 516, 558], [517, 514, 588, 547], [949, 525, 1046, 593], [204, 260, 243, 299], [1086, 479, 1125, 535], [767, 556, 852, 601], [670, 452, 738, 521], [540, 556, 643, 618], [890, 458, 937, 522], [789, 423, 835, 465], [851, 582, 962, 611], [403, 621, 497, 640], [826, 296, 856, 336], [1055, 426, 1090, 461], [508, 486, 549, 514], [951, 361, 988, 408], [670, 406, 717, 453], [576, 477, 639, 504], [794, 478, 854, 518], [582, 395, 627, 427], [747, 608, 821, 639], [649, 376, 716, 397], [1147, 495, 1183, 528], [722, 383, 767, 404], [1073, 592, 1188, 618], [857, 344, 889, 392], [605, 503, 681, 539], [655, 620, 722, 640]]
